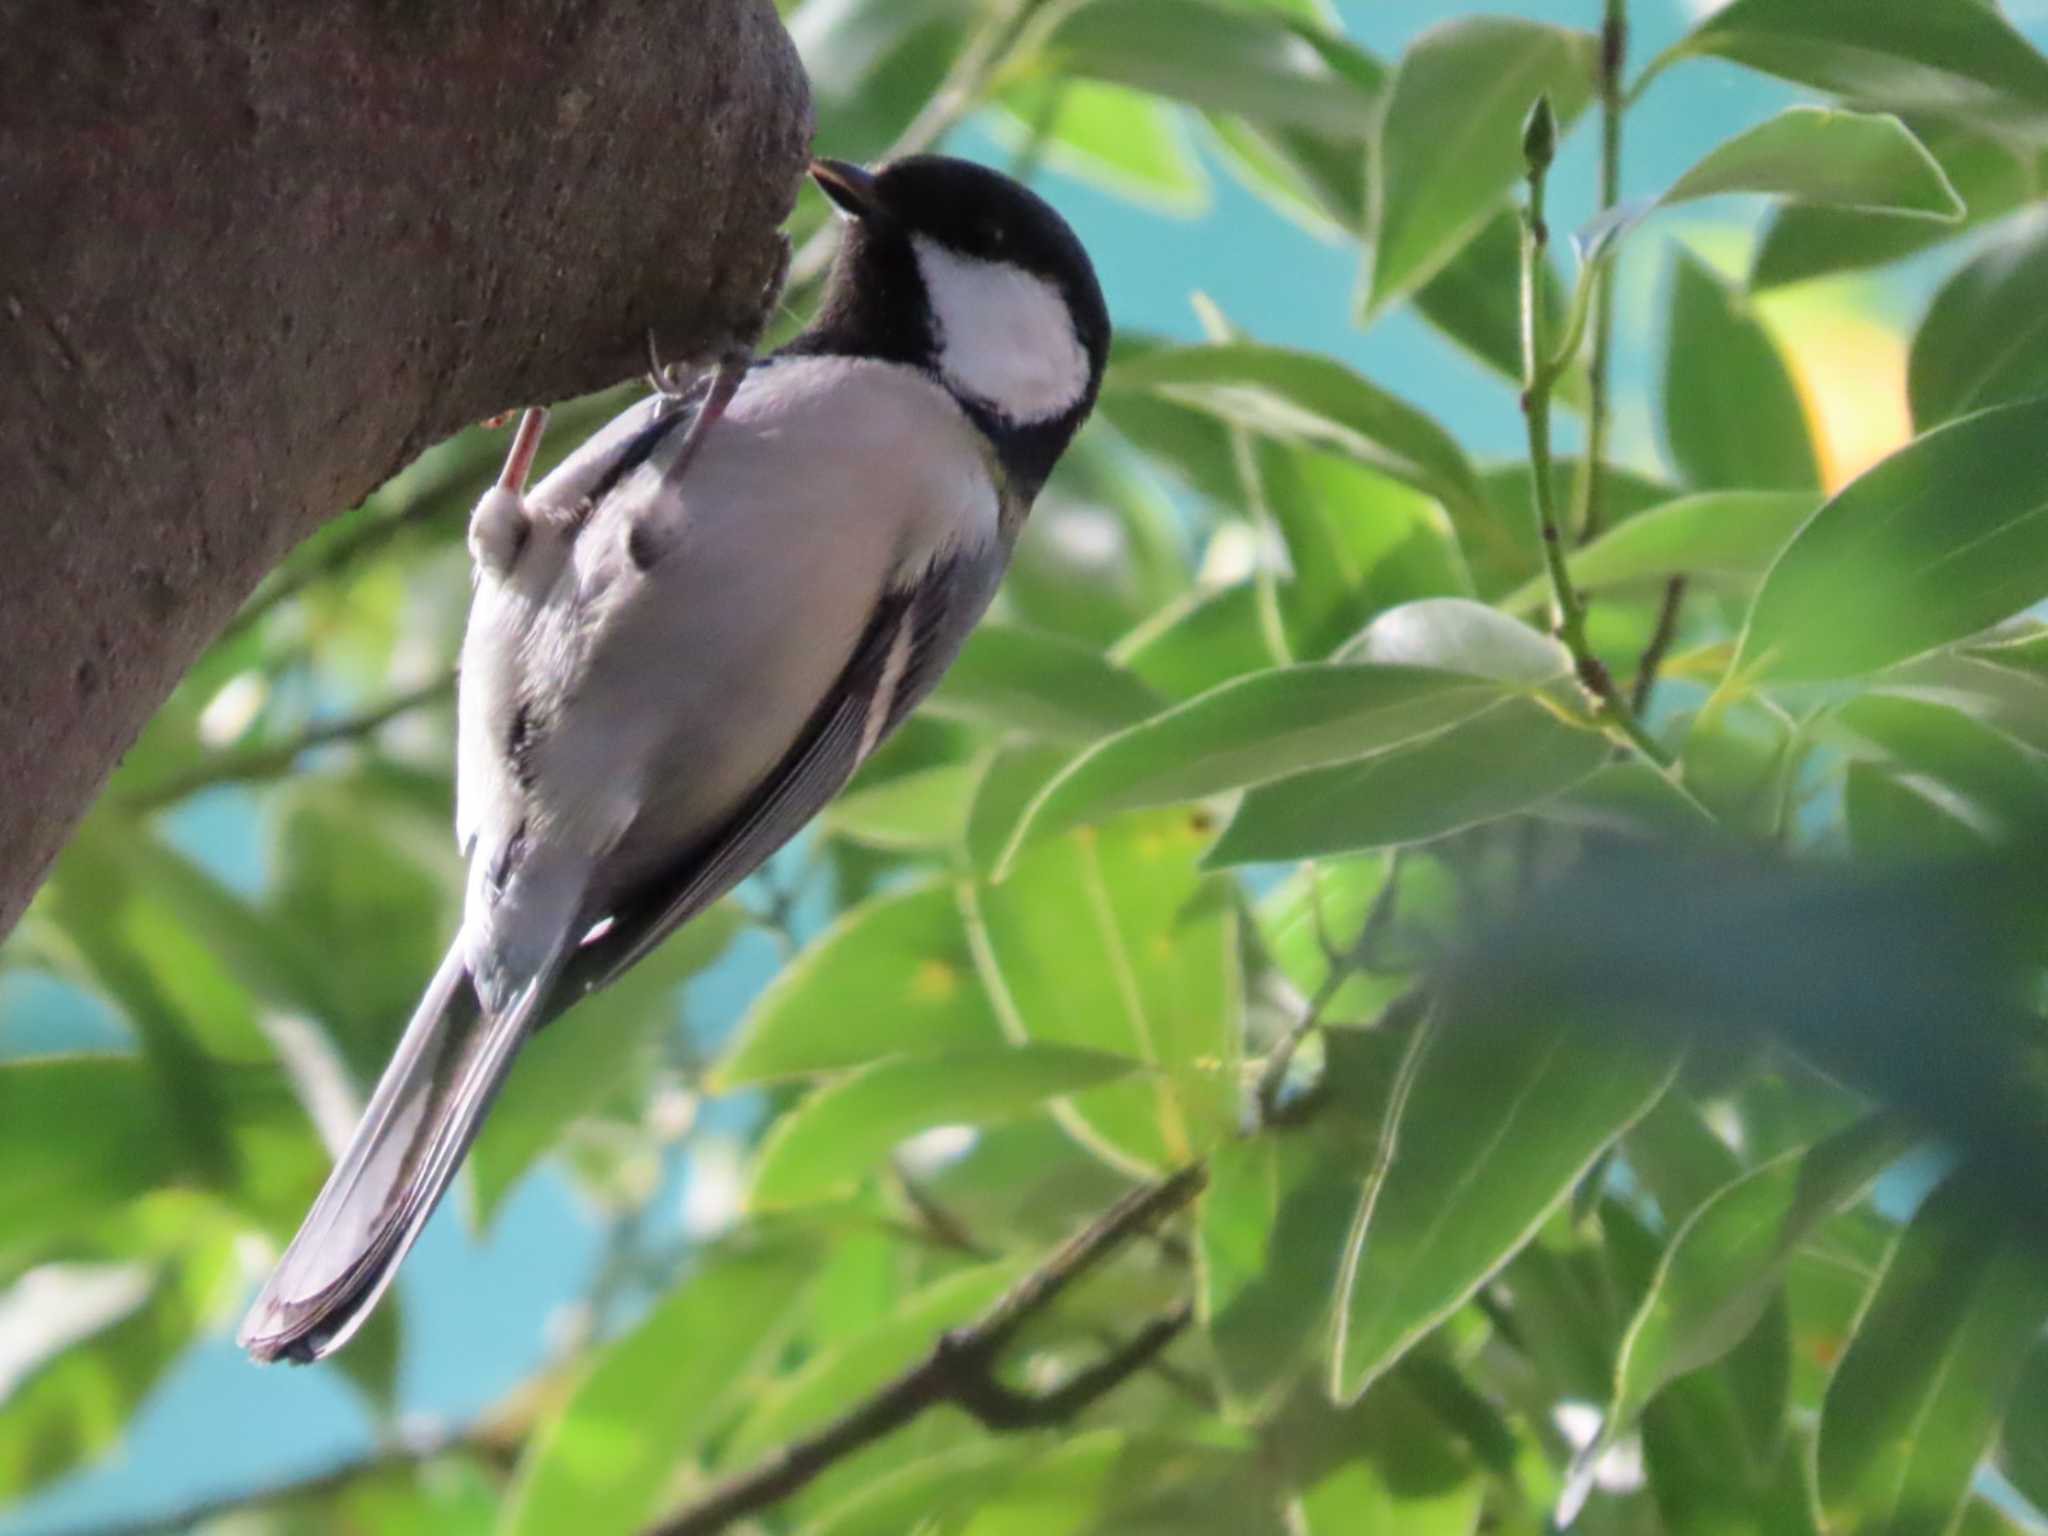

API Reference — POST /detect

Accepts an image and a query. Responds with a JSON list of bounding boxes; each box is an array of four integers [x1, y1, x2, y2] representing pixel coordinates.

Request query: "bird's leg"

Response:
[[642, 233, 791, 480], [469, 406, 550, 578]]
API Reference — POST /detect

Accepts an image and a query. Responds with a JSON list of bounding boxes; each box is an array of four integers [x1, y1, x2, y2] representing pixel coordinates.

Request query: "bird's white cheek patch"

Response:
[[913, 236, 1091, 424]]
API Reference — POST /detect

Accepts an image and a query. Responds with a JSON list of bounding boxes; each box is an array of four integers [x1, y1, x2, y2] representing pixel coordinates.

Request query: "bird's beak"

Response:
[[809, 158, 883, 222]]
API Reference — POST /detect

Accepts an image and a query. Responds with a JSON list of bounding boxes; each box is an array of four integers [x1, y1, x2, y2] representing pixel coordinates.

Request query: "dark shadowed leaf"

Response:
[[1737, 396, 2048, 682], [1662, 250, 1820, 492], [1909, 215, 2048, 430], [929, 623, 1165, 743], [1212, 696, 1609, 864], [1816, 1173, 2048, 1536]]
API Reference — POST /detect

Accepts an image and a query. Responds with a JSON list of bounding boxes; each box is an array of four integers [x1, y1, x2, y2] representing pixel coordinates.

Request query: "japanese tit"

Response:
[[239, 155, 1110, 1363]]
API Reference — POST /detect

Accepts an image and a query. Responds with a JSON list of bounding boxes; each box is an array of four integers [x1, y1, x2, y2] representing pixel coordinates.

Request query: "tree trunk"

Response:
[[0, 0, 811, 939]]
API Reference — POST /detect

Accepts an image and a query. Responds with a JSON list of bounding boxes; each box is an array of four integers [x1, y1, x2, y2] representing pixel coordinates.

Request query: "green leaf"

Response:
[[1365, 18, 1598, 314], [1204, 112, 1363, 238], [1040, 0, 1381, 136], [994, 77, 1208, 214], [748, 1045, 1141, 1208], [1200, 1030, 1415, 1414], [1831, 693, 2048, 844], [0, 1211, 240, 1501], [1502, 491, 1821, 614], [1261, 446, 1473, 662], [468, 902, 743, 1227], [823, 761, 979, 854], [1997, 1340, 2048, 1516], [721, 1263, 1022, 1467], [1211, 695, 1610, 864], [1255, 856, 1408, 1026], [1119, 584, 1278, 703], [1737, 397, 2048, 682], [1002, 665, 1507, 863], [796, 1440, 1089, 1536], [1410, 205, 1582, 405], [1637, 1301, 1798, 1533], [1910, 216, 2048, 431], [1816, 1173, 2048, 1536], [964, 742, 1074, 876], [1676, 0, 2048, 138], [968, 809, 1240, 1173], [1663, 109, 1960, 221], [0, 1057, 177, 1259], [1104, 343, 1487, 533], [715, 879, 1002, 1087], [927, 623, 1165, 743], [1333, 1007, 1679, 1400], [1753, 121, 2045, 292], [1607, 1115, 1912, 1436], [502, 1235, 818, 1536], [1662, 250, 1820, 492]]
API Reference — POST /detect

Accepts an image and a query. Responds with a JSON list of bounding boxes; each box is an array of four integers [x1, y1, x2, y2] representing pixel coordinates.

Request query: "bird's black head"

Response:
[[788, 154, 1112, 501]]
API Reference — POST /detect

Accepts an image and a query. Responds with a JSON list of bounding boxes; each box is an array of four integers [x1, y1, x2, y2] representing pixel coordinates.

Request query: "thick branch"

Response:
[[0, 1, 812, 939], [648, 1166, 1206, 1536]]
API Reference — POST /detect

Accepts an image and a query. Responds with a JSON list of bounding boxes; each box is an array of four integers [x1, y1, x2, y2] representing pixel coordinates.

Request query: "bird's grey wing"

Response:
[[557, 546, 1000, 1006]]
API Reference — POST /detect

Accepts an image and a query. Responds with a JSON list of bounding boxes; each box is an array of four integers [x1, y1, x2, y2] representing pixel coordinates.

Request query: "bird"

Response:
[[238, 154, 1111, 1363]]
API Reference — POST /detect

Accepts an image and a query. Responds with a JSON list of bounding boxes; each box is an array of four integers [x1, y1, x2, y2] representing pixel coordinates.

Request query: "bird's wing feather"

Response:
[[559, 547, 997, 1005], [237, 937, 566, 1363]]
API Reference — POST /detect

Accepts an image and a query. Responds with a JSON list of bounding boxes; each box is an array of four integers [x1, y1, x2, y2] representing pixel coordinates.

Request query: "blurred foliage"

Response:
[[10, 1, 2048, 1534]]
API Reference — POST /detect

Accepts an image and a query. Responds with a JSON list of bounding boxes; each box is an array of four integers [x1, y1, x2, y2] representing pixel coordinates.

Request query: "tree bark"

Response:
[[0, 0, 811, 939]]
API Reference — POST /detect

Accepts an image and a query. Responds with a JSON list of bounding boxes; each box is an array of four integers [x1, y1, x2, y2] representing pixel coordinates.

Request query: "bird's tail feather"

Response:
[[238, 938, 565, 1364]]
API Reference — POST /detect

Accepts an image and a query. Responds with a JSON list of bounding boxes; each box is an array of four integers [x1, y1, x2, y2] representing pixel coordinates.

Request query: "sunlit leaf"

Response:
[[1663, 108, 1959, 220], [502, 1234, 818, 1536], [1675, 0, 2048, 138], [1333, 1007, 1679, 1400], [1366, 17, 1597, 314], [749, 1044, 1141, 1207], [715, 879, 1002, 1087], [1754, 121, 2045, 291], [1040, 0, 1380, 136], [969, 810, 1240, 1173]]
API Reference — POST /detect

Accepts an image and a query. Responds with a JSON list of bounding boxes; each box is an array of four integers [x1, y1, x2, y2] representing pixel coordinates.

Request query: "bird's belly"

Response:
[[531, 483, 894, 897]]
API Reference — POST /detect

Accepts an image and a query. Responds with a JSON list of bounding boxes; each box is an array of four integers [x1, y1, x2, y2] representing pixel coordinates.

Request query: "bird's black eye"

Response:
[[980, 220, 1007, 252]]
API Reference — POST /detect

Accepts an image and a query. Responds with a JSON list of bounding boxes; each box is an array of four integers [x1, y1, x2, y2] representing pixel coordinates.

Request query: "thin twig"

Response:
[[1573, 0, 1628, 546], [646, 1165, 1206, 1536], [892, 1157, 999, 1259], [1257, 854, 1407, 1124], [1631, 575, 1687, 717], [1519, 98, 1672, 773], [121, 674, 454, 812]]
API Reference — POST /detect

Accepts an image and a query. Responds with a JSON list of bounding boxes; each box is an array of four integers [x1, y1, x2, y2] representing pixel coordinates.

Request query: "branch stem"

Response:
[[646, 1166, 1207, 1536], [1520, 91, 1671, 772], [1572, 0, 1627, 549]]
